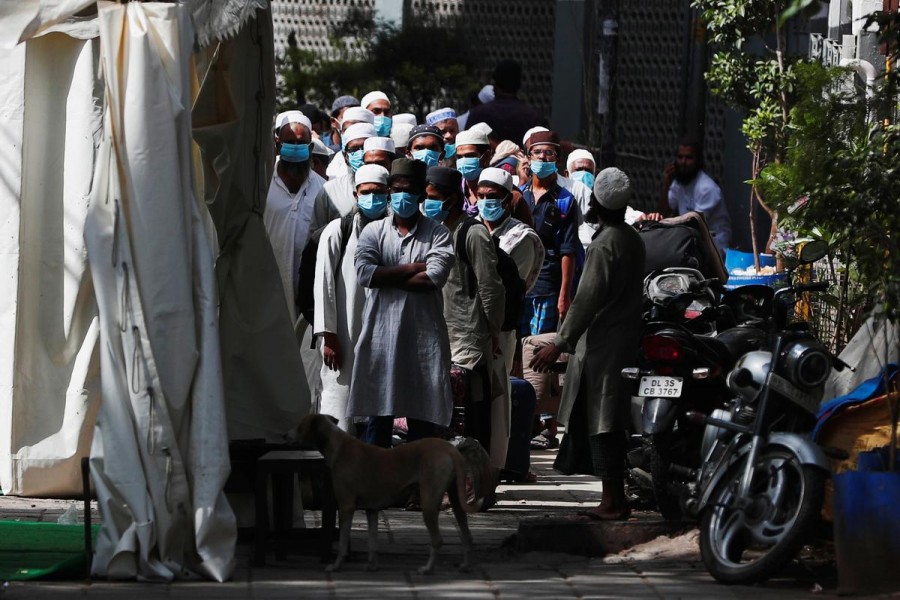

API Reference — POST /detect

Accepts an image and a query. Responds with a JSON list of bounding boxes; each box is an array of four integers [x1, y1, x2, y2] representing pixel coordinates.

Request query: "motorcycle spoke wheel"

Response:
[[699, 447, 827, 585]]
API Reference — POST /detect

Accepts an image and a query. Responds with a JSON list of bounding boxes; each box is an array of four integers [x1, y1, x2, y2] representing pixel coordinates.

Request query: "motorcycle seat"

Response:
[[701, 327, 768, 369]]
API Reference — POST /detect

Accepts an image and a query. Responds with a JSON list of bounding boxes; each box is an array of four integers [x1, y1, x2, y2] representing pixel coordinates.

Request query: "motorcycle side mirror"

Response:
[[799, 240, 829, 264]]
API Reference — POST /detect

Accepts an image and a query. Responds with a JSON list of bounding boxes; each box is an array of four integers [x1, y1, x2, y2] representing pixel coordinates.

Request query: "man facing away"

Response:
[[465, 59, 543, 147], [313, 164, 390, 432], [348, 158, 455, 447], [530, 168, 645, 521]]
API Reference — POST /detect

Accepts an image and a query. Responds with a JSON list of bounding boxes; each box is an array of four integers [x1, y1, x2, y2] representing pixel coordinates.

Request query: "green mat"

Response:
[[0, 520, 98, 581]]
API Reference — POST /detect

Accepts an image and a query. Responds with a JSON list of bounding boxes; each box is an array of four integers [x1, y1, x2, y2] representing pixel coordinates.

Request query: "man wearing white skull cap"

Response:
[[313, 164, 391, 431], [265, 110, 326, 322], [311, 122, 376, 234]]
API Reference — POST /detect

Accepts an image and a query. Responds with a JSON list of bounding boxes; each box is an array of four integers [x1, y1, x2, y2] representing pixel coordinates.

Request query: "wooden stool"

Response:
[[253, 450, 337, 567]]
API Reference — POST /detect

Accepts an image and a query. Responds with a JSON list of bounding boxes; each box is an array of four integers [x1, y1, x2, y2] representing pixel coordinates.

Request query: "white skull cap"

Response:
[[426, 107, 457, 125], [341, 106, 375, 125], [354, 164, 389, 188], [455, 129, 489, 147], [470, 121, 493, 137], [390, 123, 415, 148], [393, 113, 417, 126], [594, 167, 632, 210], [478, 167, 513, 192], [360, 91, 390, 109], [343, 123, 376, 145], [364, 136, 396, 154], [274, 110, 312, 133], [311, 138, 333, 157], [566, 149, 595, 173]]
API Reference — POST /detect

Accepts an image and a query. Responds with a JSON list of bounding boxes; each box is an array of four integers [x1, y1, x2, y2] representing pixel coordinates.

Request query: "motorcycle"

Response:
[[623, 268, 769, 519], [682, 240, 852, 584]]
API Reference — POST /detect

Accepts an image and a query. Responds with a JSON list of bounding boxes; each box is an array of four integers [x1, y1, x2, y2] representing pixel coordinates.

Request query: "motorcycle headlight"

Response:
[[783, 341, 831, 388]]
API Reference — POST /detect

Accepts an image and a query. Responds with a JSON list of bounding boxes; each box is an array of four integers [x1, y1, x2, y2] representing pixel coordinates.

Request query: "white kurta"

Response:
[[309, 172, 356, 235], [347, 216, 455, 425], [312, 212, 371, 431], [263, 170, 326, 322]]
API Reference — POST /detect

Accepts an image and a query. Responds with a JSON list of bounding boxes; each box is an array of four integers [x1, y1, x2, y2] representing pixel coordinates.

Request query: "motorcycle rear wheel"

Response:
[[699, 446, 826, 584]]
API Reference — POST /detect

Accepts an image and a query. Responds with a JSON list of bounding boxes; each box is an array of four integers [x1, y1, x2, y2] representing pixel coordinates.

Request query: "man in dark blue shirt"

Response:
[[519, 130, 580, 336]]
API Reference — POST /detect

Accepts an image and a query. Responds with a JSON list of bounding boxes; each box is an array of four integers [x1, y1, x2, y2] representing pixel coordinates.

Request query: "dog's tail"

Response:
[[451, 446, 486, 513]]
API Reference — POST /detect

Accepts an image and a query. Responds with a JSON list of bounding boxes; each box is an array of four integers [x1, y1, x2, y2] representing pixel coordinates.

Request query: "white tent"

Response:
[[0, 0, 306, 581]]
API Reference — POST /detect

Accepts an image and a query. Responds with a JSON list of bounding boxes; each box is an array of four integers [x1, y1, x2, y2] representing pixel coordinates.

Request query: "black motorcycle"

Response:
[[622, 268, 769, 519], [682, 240, 853, 583]]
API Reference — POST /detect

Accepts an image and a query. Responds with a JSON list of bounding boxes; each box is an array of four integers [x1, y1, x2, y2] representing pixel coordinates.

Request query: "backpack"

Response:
[[456, 218, 526, 332], [520, 184, 585, 294], [296, 212, 355, 324], [636, 220, 706, 276]]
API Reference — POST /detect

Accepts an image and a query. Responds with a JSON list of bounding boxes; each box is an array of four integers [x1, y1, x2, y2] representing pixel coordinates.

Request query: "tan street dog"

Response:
[[294, 414, 483, 574]]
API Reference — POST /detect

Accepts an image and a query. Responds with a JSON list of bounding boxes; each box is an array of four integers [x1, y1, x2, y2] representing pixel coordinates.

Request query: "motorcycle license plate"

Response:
[[638, 376, 683, 398]]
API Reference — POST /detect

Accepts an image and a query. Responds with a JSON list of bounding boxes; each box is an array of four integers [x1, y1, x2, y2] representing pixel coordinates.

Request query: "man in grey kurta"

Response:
[[424, 166, 505, 461], [348, 158, 455, 447], [530, 167, 645, 520]]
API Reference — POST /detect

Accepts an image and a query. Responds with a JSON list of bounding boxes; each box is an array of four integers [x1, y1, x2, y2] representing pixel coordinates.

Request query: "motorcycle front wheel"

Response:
[[699, 446, 826, 584]]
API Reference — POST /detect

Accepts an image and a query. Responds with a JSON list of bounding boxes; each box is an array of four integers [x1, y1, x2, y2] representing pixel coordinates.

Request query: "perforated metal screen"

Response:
[[596, 0, 726, 212], [270, 0, 726, 212]]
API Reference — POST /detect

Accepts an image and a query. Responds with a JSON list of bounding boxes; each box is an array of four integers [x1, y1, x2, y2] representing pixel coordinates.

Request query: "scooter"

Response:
[[682, 240, 853, 584]]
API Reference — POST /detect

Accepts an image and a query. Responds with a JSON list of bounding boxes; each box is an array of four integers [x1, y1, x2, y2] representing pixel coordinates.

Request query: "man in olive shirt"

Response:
[[425, 166, 505, 462], [530, 168, 645, 520]]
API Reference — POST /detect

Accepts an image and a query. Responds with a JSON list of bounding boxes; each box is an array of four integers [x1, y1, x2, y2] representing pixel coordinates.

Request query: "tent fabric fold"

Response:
[[84, 2, 235, 581], [0, 33, 103, 497], [192, 6, 311, 442]]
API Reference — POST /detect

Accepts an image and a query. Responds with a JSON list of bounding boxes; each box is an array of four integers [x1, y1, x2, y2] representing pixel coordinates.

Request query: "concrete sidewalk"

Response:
[[0, 450, 838, 599]]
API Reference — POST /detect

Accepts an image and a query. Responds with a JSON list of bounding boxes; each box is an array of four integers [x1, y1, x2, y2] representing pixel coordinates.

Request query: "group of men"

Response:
[[262, 59, 730, 519]]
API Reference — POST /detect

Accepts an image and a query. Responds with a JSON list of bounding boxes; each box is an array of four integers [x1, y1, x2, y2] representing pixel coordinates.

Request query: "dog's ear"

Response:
[[324, 414, 339, 426]]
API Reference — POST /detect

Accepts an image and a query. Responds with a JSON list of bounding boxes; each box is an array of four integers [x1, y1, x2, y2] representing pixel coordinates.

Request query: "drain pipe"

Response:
[[840, 57, 877, 98]]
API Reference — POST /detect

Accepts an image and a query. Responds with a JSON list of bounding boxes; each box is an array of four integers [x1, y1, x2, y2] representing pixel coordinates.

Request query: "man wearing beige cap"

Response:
[[520, 129, 581, 334], [530, 167, 645, 521], [313, 164, 390, 432], [265, 110, 326, 322], [310, 122, 375, 233]]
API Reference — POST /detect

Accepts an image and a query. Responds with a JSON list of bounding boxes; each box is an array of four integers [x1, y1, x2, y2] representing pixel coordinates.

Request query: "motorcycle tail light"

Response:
[[641, 335, 682, 362]]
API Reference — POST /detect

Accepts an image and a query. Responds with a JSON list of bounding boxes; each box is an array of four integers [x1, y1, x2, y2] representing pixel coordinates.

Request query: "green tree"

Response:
[[693, 0, 800, 267], [275, 9, 481, 120]]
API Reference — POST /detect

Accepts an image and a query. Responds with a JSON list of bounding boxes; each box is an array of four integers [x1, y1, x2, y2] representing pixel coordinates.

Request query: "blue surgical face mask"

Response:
[[412, 148, 441, 168], [444, 143, 456, 159], [456, 157, 482, 181], [374, 115, 392, 137], [391, 191, 420, 218], [347, 149, 365, 172], [530, 159, 558, 179], [357, 193, 388, 219], [570, 170, 595, 191], [422, 199, 449, 221], [477, 198, 506, 222], [280, 142, 310, 163]]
